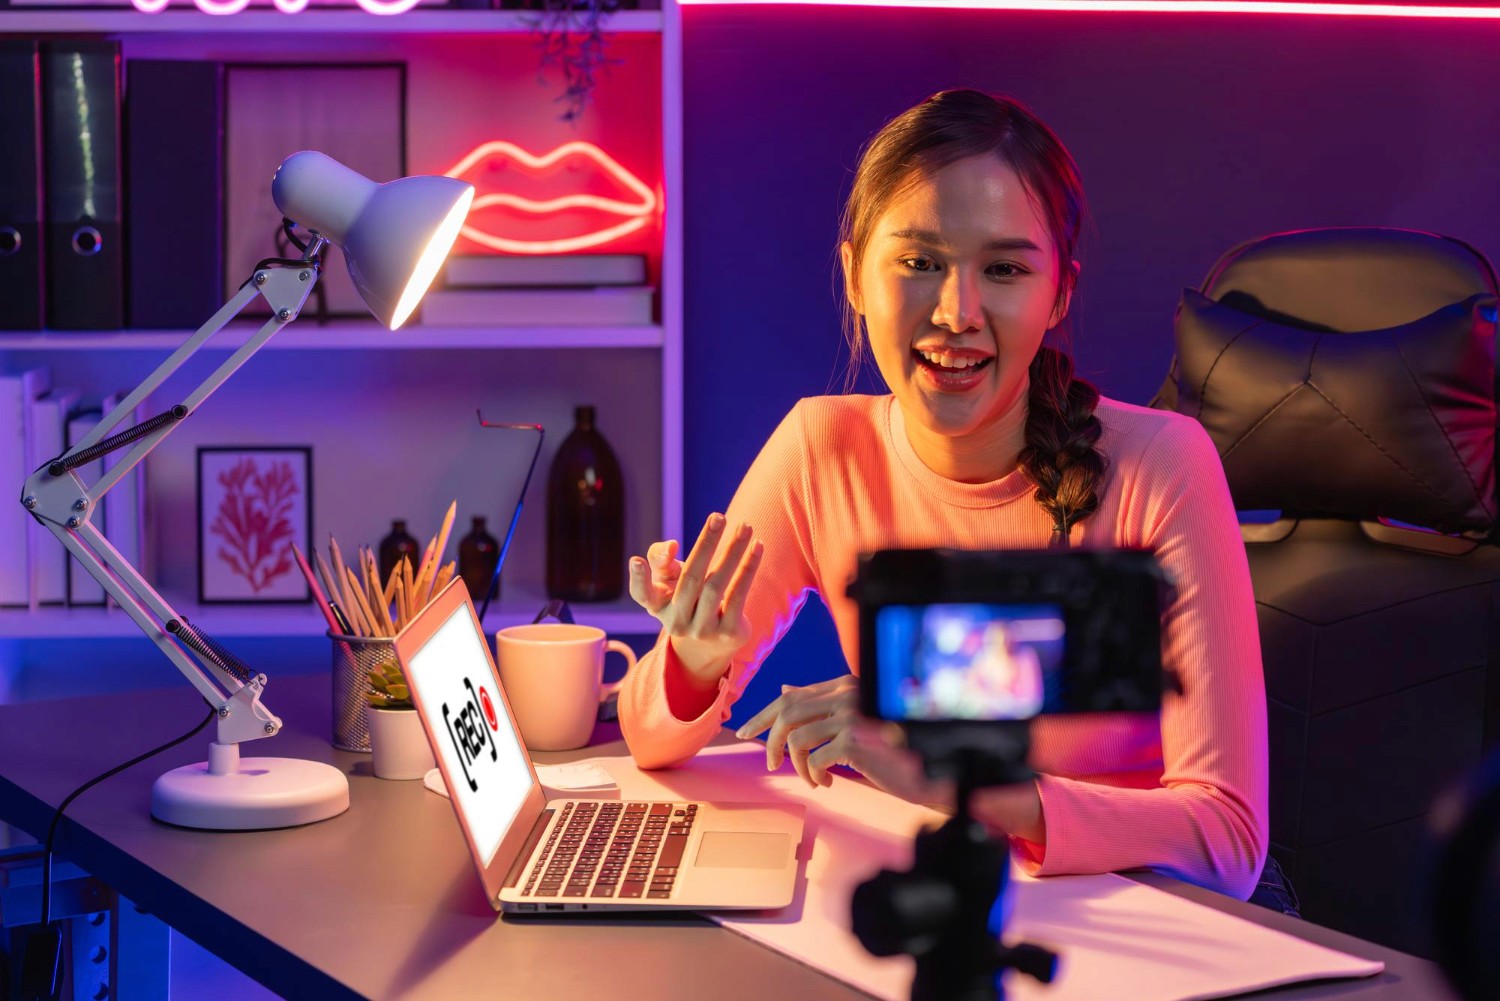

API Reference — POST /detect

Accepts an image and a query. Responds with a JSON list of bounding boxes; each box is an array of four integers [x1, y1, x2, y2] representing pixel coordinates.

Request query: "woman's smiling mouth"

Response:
[[912, 347, 994, 391]]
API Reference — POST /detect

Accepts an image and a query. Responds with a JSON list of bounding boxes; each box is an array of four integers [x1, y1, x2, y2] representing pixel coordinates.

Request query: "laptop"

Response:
[[393, 578, 807, 914]]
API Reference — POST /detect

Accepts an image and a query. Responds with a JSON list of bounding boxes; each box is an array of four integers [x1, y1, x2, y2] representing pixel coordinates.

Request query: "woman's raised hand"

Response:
[[628, 512, 764, 682]]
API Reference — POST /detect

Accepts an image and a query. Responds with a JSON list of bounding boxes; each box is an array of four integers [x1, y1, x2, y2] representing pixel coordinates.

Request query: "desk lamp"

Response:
[[20, 151, 474, 830]]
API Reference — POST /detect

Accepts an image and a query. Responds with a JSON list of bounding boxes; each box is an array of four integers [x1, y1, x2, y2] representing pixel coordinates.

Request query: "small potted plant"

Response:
[[365, 659, 435, 780]]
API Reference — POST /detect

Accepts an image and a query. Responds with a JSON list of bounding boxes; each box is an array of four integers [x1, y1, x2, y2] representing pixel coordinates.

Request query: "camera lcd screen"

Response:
[[874, 603, 1066, 722]]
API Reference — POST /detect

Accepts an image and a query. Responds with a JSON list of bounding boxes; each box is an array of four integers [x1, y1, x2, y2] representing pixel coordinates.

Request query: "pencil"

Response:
[[313, 551, 352, 633], [402, 556, 416, 624], [344, 565, 381, 637], [363, 551, 394, 635], [411, 538, 437, 611], [291, 542, 339, 632], [329, 535, 355, 624], [430, 501, 458, 602], [432, 560, 456, 598], [328, 600, 355, 636]]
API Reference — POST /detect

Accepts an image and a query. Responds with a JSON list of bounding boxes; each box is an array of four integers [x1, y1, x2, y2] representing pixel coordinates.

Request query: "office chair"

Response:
[[1151, 227, 1500, 956]]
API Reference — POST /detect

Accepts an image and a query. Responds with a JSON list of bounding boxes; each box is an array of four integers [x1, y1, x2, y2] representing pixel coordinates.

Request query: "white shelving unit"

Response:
[[0, 589, 656, 638], [0, 2, 683, 649]]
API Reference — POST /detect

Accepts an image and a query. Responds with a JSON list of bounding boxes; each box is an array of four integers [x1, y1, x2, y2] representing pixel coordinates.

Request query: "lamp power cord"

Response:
[[20, 705, 216, 1001]]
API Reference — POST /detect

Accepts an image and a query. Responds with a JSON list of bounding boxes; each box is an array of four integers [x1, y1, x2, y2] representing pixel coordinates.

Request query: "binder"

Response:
[[65, 407, 106, 607], [42, 40, 123, 331], [0, 367, 52, 607], [101, 389, 148, 606], [127, 60, 225, 330], [0, 41, 44, 330], [28, 386, 80, 605]]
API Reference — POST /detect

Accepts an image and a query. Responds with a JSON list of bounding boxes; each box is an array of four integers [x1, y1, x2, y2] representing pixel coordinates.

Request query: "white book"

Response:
[[418, 287, 655, 327], [101, 390, 149, 607], [441, 254, 647, 289], [0, 367, 52, 608], [27, 387, 81, 606], [65, 407, 106, 607]]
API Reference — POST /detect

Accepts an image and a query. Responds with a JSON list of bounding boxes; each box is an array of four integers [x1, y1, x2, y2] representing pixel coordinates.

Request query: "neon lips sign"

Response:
[[130, 0, 424, 13], [443, 140, 658, 255]]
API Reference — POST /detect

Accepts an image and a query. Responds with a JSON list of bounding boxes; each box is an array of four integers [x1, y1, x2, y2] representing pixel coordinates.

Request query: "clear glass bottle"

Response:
[[458, 515, 501, 604], [377, 519, 420, 583], [546, 405, 624, 602]]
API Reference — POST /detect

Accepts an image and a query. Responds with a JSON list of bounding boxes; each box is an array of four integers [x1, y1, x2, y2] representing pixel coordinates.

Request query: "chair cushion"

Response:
[[1172, 288, 1498, 533]]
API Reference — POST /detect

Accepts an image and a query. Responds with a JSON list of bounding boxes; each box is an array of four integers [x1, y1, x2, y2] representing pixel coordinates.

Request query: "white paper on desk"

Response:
[[589, 743, 1385, 1001]]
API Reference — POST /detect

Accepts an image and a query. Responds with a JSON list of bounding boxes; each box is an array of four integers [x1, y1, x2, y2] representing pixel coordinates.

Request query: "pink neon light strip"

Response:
[[443, 140, 658, 255], [130, 0, 422, 15], [677, 0, 1500, 18]]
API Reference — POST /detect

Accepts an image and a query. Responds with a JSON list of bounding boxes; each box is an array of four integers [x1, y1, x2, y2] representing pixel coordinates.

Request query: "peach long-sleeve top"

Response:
[[619, 394, 1268, 900]]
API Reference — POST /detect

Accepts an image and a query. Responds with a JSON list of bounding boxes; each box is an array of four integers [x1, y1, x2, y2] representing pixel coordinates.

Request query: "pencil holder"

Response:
[[329, 631, 397, 752]]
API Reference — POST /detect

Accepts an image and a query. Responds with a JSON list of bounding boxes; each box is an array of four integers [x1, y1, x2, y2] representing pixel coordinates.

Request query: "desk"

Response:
[[0, 675, 1453, 1001]]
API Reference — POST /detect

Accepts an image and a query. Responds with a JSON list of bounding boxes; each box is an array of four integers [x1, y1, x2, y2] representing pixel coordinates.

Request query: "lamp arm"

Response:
[[20, 260, 322, 747]]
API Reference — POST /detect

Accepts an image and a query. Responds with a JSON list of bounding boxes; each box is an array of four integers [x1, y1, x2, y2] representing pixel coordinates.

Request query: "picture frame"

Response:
[[197, 446, 313, 605], [223, 62, 407, 321]]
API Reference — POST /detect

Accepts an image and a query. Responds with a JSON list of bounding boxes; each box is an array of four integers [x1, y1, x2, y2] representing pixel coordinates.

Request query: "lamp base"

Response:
[[151, 742, 350, 830]]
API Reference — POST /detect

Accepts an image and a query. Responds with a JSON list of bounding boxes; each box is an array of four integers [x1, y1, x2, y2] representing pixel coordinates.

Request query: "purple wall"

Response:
[[680, 6, 1500, 709]]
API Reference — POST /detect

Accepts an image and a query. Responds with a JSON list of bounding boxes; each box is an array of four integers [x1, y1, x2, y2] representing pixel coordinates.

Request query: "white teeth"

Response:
[[919, 350, 983, 370]]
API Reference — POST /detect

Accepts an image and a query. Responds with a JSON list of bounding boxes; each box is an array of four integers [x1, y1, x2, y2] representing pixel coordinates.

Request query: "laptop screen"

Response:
[[404, 601, 535, 866]]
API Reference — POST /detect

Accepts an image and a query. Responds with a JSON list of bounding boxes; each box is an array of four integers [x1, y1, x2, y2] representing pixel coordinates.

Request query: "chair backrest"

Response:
[[1154, 227, 1500, 954]]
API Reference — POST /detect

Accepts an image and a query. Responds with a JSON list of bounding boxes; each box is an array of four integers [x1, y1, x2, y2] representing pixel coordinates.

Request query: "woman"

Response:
[[618, 89, 1269, 902]]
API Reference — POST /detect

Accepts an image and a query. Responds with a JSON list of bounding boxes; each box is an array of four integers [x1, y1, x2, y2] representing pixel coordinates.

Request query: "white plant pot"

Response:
[[366, 706, 435, 780]]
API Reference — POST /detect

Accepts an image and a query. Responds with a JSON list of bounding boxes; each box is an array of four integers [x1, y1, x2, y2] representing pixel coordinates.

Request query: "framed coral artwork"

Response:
[[197, 446, 313, 604]]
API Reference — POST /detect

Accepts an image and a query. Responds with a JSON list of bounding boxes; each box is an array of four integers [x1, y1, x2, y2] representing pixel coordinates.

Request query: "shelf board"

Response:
[[0, 588, 660, 639], [0, 322, 664, 352], [0, 8, 663, 35]]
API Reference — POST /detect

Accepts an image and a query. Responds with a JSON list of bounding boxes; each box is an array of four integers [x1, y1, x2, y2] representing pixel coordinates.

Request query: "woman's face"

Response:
[[844, 154, 1071, 441]]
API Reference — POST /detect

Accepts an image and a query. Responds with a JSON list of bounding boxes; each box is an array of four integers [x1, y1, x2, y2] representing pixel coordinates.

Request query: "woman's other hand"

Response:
[[735, 676, 953, 810], [627, 512, 764, 686]]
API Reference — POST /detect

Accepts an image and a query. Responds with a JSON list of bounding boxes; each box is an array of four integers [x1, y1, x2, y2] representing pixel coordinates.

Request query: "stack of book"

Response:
[[0, 367, 149, 610], [419, 253, 654, 327]]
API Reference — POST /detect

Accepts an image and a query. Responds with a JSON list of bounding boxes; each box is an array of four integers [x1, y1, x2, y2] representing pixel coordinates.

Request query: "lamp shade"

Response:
[[271, 151, 475, 330]]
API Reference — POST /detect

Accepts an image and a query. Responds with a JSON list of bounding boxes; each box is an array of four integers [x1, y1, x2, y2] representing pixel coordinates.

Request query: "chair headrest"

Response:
[[1205, 227, 1499, 331], [1167, 228, 1499, 534]]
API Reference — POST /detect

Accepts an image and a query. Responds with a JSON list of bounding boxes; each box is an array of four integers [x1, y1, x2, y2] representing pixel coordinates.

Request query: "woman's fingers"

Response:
[[668, 514, 728, 624], [720, 540, 764, 631], [689, 524, 754, 634], [647, 539, 681, 584], [786, 711, 852, 787], [627, 557, 662, 613]]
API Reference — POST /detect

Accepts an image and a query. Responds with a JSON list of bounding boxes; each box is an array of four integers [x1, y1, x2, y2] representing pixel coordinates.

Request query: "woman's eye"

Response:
[[987, 262, 1026, 279], [899, 256, 939, 273]]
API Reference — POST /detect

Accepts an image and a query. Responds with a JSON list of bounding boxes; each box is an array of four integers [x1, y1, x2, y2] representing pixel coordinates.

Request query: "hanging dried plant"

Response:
[[527, 0, 624, 123]]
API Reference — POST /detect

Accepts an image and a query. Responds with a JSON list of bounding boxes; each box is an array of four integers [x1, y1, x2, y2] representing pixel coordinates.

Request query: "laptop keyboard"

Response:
[[522, 801, 698, 900]]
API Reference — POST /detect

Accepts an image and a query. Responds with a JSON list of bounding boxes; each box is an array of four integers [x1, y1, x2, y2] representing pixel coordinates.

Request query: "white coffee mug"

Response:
[[494, 623, 638, 751]]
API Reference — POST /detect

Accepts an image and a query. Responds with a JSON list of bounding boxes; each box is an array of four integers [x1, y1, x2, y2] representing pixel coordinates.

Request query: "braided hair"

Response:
[[839, 89, 1106, 541]]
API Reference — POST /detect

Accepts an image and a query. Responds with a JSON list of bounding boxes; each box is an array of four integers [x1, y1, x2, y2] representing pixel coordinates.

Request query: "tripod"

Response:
[[851, 744, 1059, 1001]]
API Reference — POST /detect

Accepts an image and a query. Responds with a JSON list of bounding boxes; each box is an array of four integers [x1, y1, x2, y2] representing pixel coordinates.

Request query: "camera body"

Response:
[[848, 548, 1171, 785]]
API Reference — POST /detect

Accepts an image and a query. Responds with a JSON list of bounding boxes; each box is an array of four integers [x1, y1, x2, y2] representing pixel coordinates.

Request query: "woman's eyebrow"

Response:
[[889, 228, 1042, 254]]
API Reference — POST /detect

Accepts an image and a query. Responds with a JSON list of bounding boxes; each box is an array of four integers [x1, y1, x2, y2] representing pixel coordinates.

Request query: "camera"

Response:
[[845, 548, 1174, 1001], [849, 547, 1171, 788]]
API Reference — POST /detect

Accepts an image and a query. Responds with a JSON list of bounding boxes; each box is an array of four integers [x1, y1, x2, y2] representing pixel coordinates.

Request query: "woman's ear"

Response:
[[840, 241, 863, 315], [1050, 258, 1080, 328]]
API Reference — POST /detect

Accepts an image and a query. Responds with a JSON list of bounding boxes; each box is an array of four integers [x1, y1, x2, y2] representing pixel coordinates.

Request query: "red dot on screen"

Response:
[[480, 688, 499, 730]]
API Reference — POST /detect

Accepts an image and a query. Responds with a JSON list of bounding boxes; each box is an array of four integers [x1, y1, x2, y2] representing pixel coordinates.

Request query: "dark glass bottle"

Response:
[[458, 516, 501, 603], [377, 519, 420, 583], [546, 405, 624, 602]]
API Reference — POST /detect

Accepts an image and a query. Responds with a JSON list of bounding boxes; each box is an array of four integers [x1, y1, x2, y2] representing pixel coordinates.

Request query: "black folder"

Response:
[[127, 60, 226, 331], [0, 41, 44, 330], [42, 40, 124, 331]]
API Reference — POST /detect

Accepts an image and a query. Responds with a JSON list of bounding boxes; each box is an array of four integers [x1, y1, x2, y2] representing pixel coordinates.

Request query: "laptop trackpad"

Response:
[[695, 832, 791, 869]]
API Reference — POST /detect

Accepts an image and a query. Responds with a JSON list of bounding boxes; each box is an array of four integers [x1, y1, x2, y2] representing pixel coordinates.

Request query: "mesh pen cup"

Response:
[[330, 632, 397, 752]]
